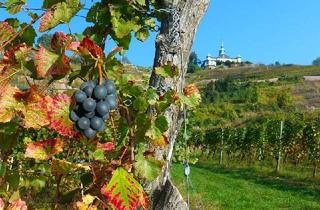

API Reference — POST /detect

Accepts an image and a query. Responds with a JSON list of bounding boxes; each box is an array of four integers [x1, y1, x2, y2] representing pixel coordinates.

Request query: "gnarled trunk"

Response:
[[147, 1, 210, 209]]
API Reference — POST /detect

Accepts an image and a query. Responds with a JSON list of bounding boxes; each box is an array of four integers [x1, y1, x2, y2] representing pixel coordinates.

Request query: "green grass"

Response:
[[171, 161, 320, 210]]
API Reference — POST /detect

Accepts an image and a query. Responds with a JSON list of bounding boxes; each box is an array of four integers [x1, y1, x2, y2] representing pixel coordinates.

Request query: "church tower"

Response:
[[218, 41, 226, 57]]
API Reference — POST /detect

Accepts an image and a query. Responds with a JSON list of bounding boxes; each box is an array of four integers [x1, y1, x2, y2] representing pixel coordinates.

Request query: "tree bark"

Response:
[[147, 0, 210, 209]]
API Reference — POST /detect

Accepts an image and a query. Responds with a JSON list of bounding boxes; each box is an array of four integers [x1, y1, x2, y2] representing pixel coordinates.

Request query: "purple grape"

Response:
[[83, 98, 96, 112], [77, 117, 90, 130], [104, 80, 116, 94], [90, 117, 104, 130], [97, 122, 105, 132], [84, 111, 95, 118], [93, 85, 107, 100], [83, 86, 94, 97], [96, 101, 109, 116], [74, 90, 87, 103], [84, 128, 96, 138], [106, 95, 117, 110]]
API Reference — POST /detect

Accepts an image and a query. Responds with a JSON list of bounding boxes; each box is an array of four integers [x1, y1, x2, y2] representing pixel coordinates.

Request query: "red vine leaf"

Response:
[[7, 199, 27, 210], [35, 46, 71, 78], [101, 167, 148, 210], [66, 41, 80, 51], [97, 142, 115, 152], [0, 197, 4, 210], [51, 31, 68, 51], [78, 37, 104, 58], [25, 138, 63, 160], [0, 21, 14, 44], [47, 94, 78, 138]]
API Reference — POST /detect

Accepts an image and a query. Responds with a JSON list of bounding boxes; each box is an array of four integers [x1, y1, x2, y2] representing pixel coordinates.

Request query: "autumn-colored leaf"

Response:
[[145, 124, 169, 147], [7, 199, 27, 210], [35, 46, 71, 78], [47, 94, 78, 137], [0, 197, 4, 210], [39, 0, 83, 32], [183, 84, 200, 97], [101, 167, 148, 210], [0, 85, 22, 123], [155, 63, 179, 78], [67, 41, 80, 51], [51, 31, 68, 51], [97, 142, 115, 152], [0, 21, 14, 44], [75, 194, 97, 210], [14, 86, 49, 129], [25, 138, 63, 160], [51, 158, 90, 176], [78, 37, 104, 58]]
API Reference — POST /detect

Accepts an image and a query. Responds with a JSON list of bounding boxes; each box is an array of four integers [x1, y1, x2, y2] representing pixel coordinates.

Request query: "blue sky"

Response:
[[1, 0, 320, 66]]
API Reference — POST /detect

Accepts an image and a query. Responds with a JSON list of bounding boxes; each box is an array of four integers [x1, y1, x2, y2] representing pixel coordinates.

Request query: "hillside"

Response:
[[187, 65, 320, 87]]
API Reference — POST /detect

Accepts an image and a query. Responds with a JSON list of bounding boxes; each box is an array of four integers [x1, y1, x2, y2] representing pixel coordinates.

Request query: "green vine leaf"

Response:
[[134, 144, 163, 181], [25, 138, 63, 160], [110, 7, 141, 39], [39, 0, 83, 32], [101, 167, 148, 210], [155, 63, 179, 78], [4, 0, 26, 14]]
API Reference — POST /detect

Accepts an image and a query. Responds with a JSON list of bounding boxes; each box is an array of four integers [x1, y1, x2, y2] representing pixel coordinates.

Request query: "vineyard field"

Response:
[[172, 161, 320, 210]]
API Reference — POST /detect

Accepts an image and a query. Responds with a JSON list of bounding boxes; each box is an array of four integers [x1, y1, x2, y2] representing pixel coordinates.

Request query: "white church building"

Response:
[[203, 42, 242, 69]]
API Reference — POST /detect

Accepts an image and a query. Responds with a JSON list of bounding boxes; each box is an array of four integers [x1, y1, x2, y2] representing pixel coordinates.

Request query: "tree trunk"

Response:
[[147, 1, 210, 209]]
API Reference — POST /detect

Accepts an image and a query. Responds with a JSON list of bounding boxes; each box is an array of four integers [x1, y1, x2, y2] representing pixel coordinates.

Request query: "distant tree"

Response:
[[187, 51, 202, 73], [312, 57, 320, 66], [37, 34, 53, 49], [275, 61, 281, 66]]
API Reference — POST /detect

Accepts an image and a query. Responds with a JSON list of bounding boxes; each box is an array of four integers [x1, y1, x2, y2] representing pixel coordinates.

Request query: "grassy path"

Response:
[[171, 163, 320, 210]]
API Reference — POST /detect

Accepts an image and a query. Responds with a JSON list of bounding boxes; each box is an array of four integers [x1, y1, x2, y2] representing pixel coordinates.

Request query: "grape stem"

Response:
[[97, 63, 104, 85]]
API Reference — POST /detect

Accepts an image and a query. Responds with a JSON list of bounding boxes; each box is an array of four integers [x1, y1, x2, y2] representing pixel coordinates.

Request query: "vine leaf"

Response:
[[35, 46, 71, 78], [101, 167, 148, 210], [78, 37, 104, 58], [25, 138, 63, 160], [39, 0, 83, 32], [97, 142, 115, 152], [0, 197, 4, 210], [0, 21, 14, 44], [14, 86, 49, 129], [4, 0, 26, 14], [0, 85, 21, 123], [155, 63, 179, 78], [7, 198, 27, 210], [133, 144, 164, 181], [51, 158, 90, 176], [179, 84, 201, 109], [76, 194, 97, 210], [145, 123, 169, 147], [46, 94, 78, 138], [110, 7, 141, 39]]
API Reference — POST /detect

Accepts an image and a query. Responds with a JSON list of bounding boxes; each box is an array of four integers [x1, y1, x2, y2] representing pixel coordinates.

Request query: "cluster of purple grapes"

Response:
[[70, 79, 117, 138]]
